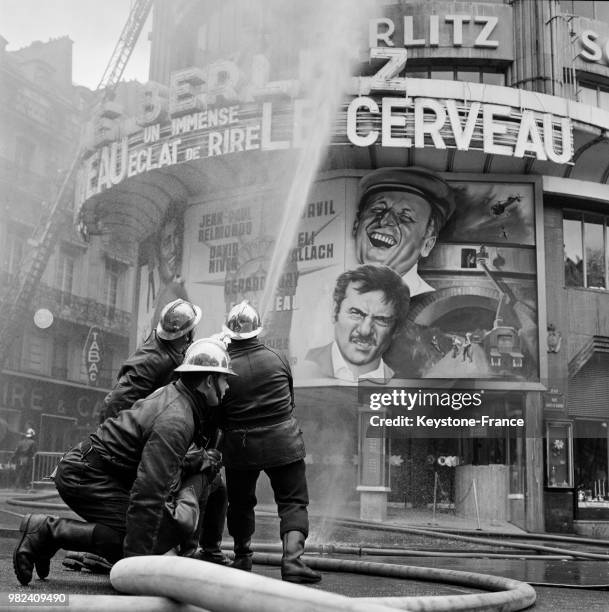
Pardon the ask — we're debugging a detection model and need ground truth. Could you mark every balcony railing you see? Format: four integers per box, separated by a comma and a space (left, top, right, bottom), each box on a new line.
38, 285, 132, 336
0, 272, 131, 336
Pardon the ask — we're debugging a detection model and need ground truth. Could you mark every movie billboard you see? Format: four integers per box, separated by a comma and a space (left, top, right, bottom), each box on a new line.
137, 171, 542, 388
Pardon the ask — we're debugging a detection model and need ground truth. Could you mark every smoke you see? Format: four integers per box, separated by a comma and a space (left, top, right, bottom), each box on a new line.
259, 0, 375, 319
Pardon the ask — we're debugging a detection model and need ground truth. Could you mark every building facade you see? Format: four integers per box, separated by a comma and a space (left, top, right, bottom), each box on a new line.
75, 0, 609, 535
0, 36, 134, 461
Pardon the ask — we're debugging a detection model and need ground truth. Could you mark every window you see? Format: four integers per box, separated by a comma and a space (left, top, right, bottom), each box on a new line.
546, 421, 573, 488
22, 329, 50, 375
559, 1, 605, 20
409, 65, 506, 86
104, 258, 126, 317
52, 336, 68, 379
461, 248, 477, 269
3, 224, 28, 273
563, 210, 608, 289
56, 248, 76, 306
574, 420, 609, 519
578, 81, 609, 111
15, 137, 35, 173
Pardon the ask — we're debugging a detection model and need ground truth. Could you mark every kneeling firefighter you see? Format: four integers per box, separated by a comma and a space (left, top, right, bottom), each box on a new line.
221, 301, 321, 584
13, 338, 236, 586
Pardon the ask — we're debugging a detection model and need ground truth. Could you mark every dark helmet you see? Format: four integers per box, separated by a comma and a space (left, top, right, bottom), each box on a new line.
222, 300, 262, 340
156, 299, 202, 341
175, 338, 237, 376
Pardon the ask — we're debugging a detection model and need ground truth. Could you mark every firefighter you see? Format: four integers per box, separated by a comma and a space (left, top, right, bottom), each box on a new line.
65, 296, 228, 571
221, 301, 321, 584
101, 296, 229, 565
12, 428, 37, 490
13, 338, 236, 587
101, 298, 202, 420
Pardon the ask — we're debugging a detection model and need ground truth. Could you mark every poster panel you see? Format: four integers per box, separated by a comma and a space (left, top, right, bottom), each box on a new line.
136, 203, 189, 343
162, 170, 541, 387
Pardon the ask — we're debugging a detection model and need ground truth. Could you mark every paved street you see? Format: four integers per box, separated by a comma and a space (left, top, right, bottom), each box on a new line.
1, 489, 608, 611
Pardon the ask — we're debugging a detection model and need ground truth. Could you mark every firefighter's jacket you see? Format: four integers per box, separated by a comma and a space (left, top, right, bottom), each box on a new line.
13, 438, 36, 466
89, 379, 213, 556
222, 337, 305, 470
103, 331, 182, 419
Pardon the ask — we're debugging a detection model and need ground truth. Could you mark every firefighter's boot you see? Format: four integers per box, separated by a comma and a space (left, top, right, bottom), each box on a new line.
13, 514, 97, 585
281, 530, 321, 584
230, 538, 253, 571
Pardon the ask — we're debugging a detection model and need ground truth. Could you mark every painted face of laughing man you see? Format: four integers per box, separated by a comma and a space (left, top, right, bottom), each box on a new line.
354, 189, 437, 278
352, 168, 456, 290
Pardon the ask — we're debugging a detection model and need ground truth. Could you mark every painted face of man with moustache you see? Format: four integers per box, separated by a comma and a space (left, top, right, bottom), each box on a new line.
334, 280, 396, 374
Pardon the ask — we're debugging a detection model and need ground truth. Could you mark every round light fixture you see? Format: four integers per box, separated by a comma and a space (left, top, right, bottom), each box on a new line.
34, 308, 54, 329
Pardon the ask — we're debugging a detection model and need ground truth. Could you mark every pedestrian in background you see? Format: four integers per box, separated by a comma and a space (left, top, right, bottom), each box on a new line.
12, 428, 36, 490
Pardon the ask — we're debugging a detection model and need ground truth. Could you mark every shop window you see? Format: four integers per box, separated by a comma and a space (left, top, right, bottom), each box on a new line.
574, 420, 609, 519
563, 210, 609, 289
38, 414, 77, 453
546, 421, 573, 488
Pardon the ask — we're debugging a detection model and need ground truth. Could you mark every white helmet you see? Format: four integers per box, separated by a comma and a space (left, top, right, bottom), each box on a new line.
222, 301, 262, 340
157, 299, 202, 341
175, 338, 237, 376
25, 428, 36, 438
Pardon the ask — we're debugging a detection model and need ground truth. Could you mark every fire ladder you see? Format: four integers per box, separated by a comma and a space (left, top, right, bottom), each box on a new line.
0, 0, 153, 366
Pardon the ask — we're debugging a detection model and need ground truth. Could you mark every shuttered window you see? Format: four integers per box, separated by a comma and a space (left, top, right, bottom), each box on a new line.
568, 353, 609, 418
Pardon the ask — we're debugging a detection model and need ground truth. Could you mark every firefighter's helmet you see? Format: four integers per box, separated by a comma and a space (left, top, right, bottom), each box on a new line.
222, 301, 262, 340
175, 338, 237, 376
156, 299, 202, 341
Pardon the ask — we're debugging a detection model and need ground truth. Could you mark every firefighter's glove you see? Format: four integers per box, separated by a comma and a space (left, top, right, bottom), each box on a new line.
201, 448, 222, 482
183, 447, 206, 476
62, 552, 113, 574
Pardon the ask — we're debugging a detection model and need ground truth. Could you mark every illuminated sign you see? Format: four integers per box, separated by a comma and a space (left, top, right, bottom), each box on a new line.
0, 372, 105, 426
77, 44, 573, 207
346, 96, 572, 163
83, 326, 103, 386
370, 14, 500, 48
579, 29, 609, 67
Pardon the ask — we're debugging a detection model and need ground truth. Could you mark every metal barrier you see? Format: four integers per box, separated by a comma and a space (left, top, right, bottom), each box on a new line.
0, 450, 16, 488
31, 452, 63, 485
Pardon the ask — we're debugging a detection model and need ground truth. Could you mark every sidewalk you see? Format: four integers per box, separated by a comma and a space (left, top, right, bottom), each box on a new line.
0, 489, 527, 538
